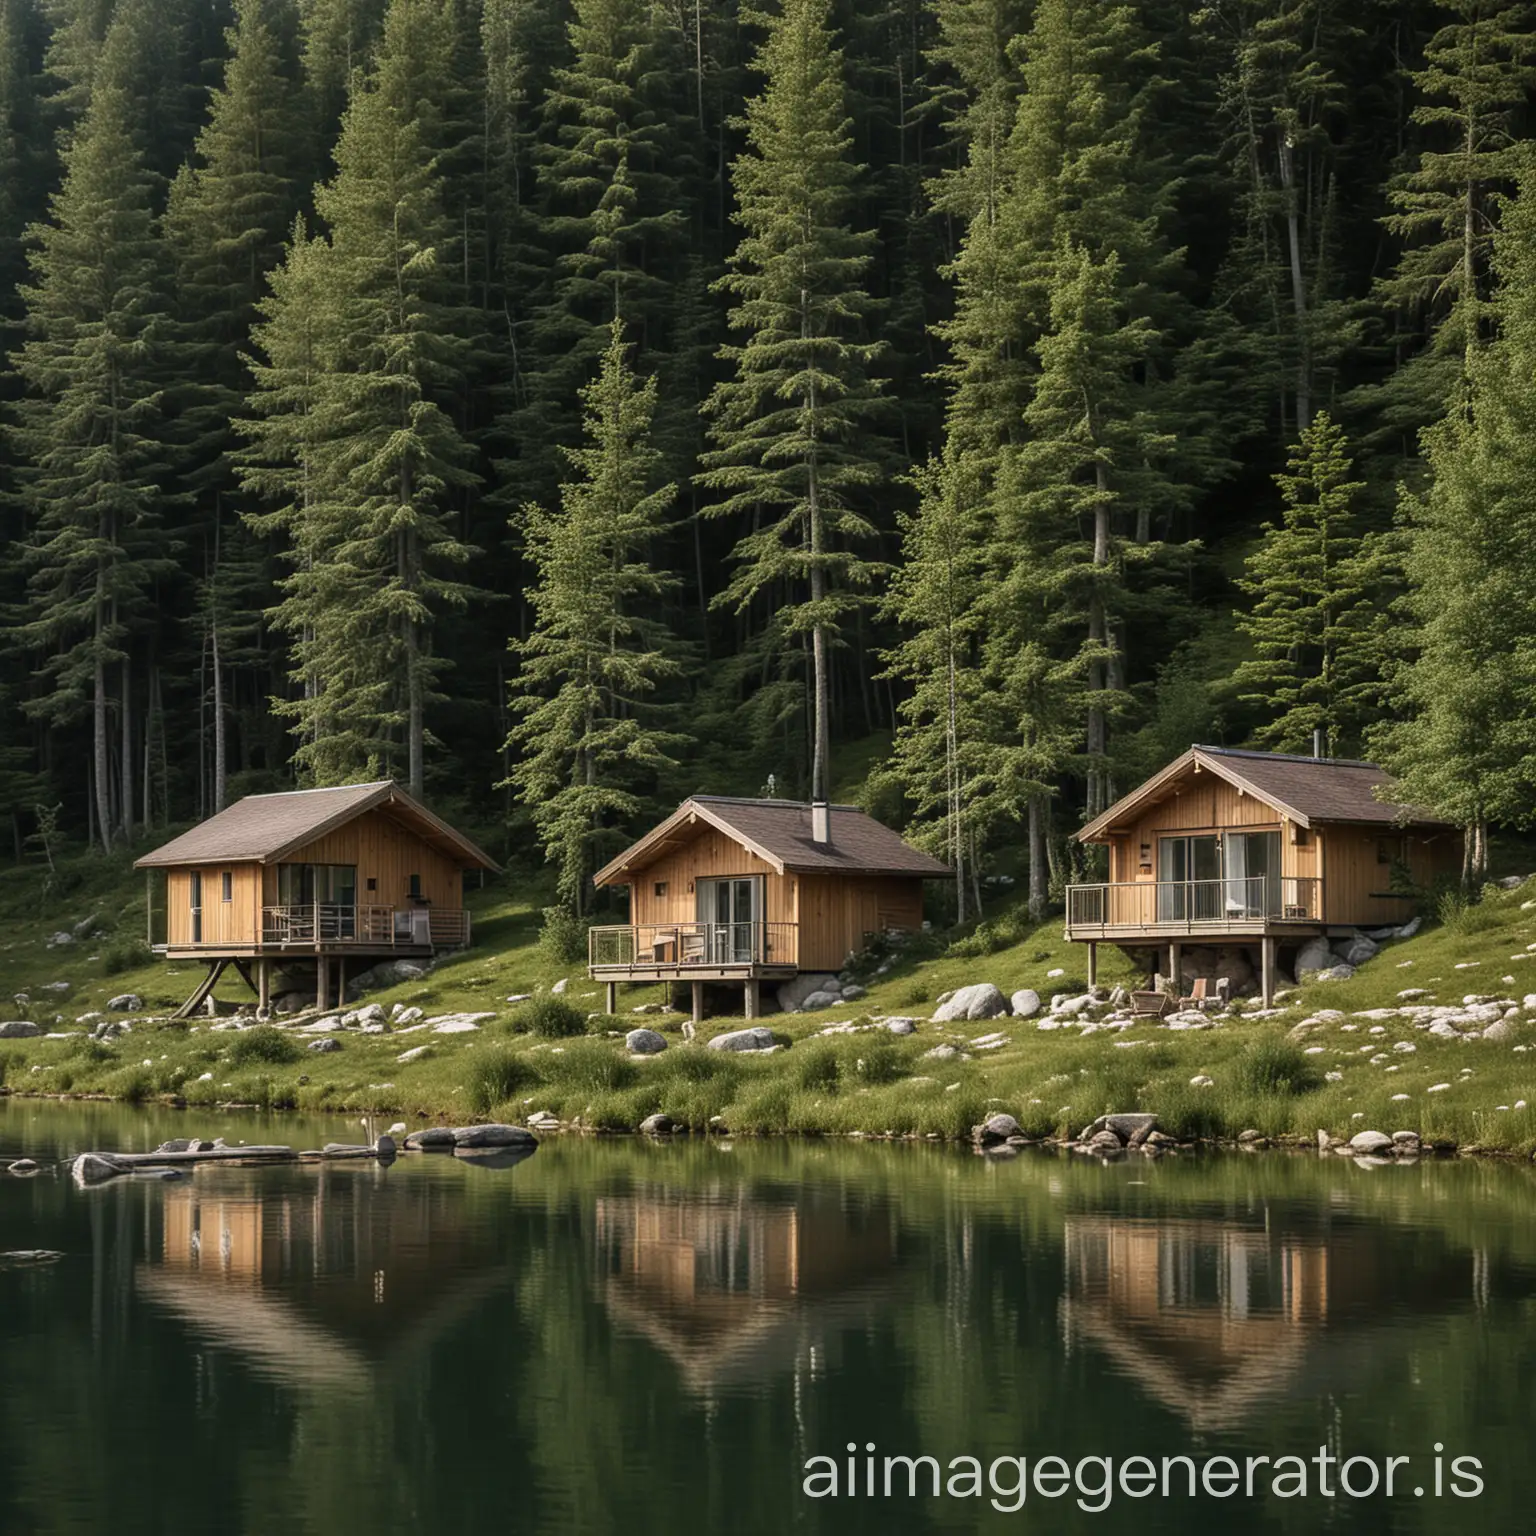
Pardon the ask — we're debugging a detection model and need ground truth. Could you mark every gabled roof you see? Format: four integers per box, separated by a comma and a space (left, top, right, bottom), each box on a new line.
1077, 746, 1454, 843
134, 782, 500, 871
592, 797, 953, 886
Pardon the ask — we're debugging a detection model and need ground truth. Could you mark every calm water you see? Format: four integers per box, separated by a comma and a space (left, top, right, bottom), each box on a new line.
2, 1103, 1534, 1535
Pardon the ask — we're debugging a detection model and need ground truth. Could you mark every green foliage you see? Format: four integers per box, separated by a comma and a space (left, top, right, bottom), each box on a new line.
515, 995, 588, 1038
1231, 1035, 1323, 1097
1437, 886, 1502, 937
226, 1025, 302, 1067
536, 906, 592, 964
100, 939, 152, 976
467, 1046, 541, 1114
539, 1038, 638, 1094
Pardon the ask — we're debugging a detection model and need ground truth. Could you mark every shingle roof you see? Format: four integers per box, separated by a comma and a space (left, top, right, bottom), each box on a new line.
593, 797, 954, 885
1078, 746, 1454, 842
133, 782, 500, 870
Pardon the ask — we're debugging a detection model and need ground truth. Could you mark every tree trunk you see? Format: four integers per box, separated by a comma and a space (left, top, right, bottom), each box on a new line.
1028, 792, 1048, 923
93, 582, 113, 853
119, 652, 133, 844
1277, 132, 1311, 427
1086, 463, 1112, 819
803, 288, 830, 805
211, 609, 227, 813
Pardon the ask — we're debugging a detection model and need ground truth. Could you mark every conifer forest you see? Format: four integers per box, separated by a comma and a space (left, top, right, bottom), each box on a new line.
2, 0, 1536, 924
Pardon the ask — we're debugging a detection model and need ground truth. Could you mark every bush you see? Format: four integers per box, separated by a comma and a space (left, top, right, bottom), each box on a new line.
0, 1049, 14, 1088
109, 1065, 155, 1103
1438, 886, 1502, 937
1232, 1036, 1323, 1097
793, 1042, 843, 1092
947, 903, 1033, 958
538, 906, 592, 965
100, 939, 152, 976
226, 1026, 302, 1067
515, 996, 587, 1039
648, 1046, 743, 1088
1149, 1083, 1226, 1141
467, 1048, 542, 1115
540, 1039, 638, 1094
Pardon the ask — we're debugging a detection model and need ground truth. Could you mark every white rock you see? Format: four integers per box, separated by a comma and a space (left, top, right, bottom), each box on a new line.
1046, 968, 1065, 979
1427, 1083, 1451, 1093
1189, 1074, 1214, 1087
706, 1026, 776, 1053
551, 978, 568, 995
396, 1046, 431, 1064
1011, 989, 1042, 1019
1349, 1130, 1393, 1154
625, 1028, 667, 1055
931, 983, 1009, 1023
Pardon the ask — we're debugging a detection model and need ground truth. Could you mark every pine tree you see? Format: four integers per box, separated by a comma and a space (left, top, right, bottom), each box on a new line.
1232, 410, 1387, 754
700, 0, 885, 804
298, 0, 388, 150
507, 319, 684, 917
7, 0, 173, 850
241, 0, 480, 795
1375, 159, 1536, 884
1374, 1, 1536, 447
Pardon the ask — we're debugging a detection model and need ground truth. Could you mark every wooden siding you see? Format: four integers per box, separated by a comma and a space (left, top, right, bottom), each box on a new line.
166, 864, 262, 947
796, 873, 922, 973
1318, 826, 1461, 925
278, 809, 462, 910
626, 827, 788, 925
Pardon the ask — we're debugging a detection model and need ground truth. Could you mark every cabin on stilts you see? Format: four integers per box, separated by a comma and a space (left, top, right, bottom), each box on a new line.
134, 782, 499, 1018
1062, 746, 1462, 1005
587, 796, 953, 1025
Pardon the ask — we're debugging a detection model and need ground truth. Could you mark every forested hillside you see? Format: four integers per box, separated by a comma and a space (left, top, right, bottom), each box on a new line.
2, 0, 1535, 928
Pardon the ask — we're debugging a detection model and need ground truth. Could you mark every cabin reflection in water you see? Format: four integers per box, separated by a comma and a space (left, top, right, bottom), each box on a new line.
1061, 1216, 1474, 1430
137, 1170, 510, 1391
594, 1191, 897, 1395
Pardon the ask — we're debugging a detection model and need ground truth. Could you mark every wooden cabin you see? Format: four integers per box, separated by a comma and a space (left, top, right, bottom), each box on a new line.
1063, 746, 1462, 1002
134, 781, 498, 1016
588, 796, 952, 1019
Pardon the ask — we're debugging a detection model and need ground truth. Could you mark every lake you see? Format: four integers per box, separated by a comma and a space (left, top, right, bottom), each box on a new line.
2, 1101, 1532, 1535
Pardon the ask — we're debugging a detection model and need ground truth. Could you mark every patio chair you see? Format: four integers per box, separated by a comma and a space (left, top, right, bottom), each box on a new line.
1130, 990, 1174, 1019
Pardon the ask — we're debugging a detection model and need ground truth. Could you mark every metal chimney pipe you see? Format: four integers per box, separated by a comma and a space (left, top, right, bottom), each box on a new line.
1312, 728, 1324, 760
811, 801, 830, 845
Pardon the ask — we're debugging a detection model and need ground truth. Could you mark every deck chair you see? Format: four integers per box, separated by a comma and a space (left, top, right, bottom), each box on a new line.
1131, 990, 1174, 1019
1177, 976, 1210, 1011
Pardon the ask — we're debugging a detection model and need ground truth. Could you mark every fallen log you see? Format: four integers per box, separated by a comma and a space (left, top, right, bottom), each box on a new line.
71, 1146, 298, 1184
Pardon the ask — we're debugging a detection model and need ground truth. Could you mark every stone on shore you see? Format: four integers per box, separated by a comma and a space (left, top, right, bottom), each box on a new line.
403, 1127, 457, 1150
972, 1113, 1020, 1145
639, 1113, 676, 1135
1295, 936, 1334, 975
452, 1123, 537, 1149
1349, 1130, 1393, 1154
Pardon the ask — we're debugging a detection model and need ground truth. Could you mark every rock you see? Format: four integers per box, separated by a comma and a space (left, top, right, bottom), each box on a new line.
429, 1013, 493, 1034
1398, 988, 1431, 1001
1144, 1130, 1177, 1148
404, 1127, 457, 1150
1237, 1129, 1265, 1144
374, 1135, 396, 1157
840, 983, 867, 1002
625, 1028, 668, 1055
972, 1113, 1020, 1145
0, 1021, 41, 1039
931, 983, 1009, 1022
321, 1143, 375, 1158
1086, 1130, 1124, 1153
1349, 1130, 1393, 1154
798, 990, 841, 1010
352, 1003, 386, 1027
45, 931, 74, 948
776, 974, 841, 1012
1103, 1112, 1158, 1141
1482, 1019, 1514, 1042
452, 1123, 537, 1149
1392, 1130, 1421, 1149
105, 993, 144, 1012
396, 1045, 432, 1063
396, 1007, 424, 1026
882, 1017, 917, 1035
1046, 968, 1065, 979
1313, 964, 1356, 982
922, 1043, 963, 1061
526, 1111, 562, 1130
1052, 994, 1094, 1018
1109, 986, 1131, 1009
1189, 1074, 1214, 1087
1334, 934, 1381, 967
154, 1139, 195, 1154
1315, 1130, 1332, 1149
1397, 917, 1422, 939
550, 978, 569, 995
1295, 936, 1335, 975
706, 1026, 776, 1052
71, 1153, 132, 1186
7, 1159, 41, 1176
307, 1037, 342, 1053
638, 1112, 675, 1135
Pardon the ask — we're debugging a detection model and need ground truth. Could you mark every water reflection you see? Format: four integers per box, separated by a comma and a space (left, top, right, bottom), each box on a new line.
1062, 1214, 1478, 1431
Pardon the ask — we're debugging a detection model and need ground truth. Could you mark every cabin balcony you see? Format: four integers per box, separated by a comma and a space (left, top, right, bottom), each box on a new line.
157, 904, 472, 958
1063, 877, 1326, 942
587, 921, 799, 982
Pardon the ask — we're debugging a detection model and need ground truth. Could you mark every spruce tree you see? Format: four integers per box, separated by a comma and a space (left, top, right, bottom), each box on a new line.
298, 0, 388, 150
1375, 159, 1536, 884
1375, 1, 1536, 446
507, 319, 684, 918
8, 0, 173, 849
1232, 410, 1387, 754
700, 0, 884, 805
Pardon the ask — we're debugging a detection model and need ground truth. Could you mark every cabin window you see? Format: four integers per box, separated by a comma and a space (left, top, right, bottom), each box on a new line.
221, 871, 232, 902
408, 873, 422, 899
366, 877, 377, 891
189, 871, 202, 944
1377, 836, 1406, 865
654, 881, 668, 897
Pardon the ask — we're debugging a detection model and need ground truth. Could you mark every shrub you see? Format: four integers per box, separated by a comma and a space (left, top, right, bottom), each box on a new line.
226, 1026, 302, 1067
946, 903, 1033, 958
540, 1039, 638, 1094
109, 1065, 155, 1103
647, 1047, 743, 1088
101, 939, 152, 976
538, 906, 592, 964
62, 1035, 113, 1064
1438, 886, 1502, 937
515, 996, 587, 1039
852, 1036, 909, 1085
896, 982, 927, 1009
1232, 1036, 1322, 1097
793, 1043, 843, 1092
0, 1049, 14, 1088
467, 1048, 542, 1114
1149, 1083, 1226, 1141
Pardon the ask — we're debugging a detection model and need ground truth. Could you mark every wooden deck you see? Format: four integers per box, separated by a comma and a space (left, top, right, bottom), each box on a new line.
156, 904, 470, 960
587, 921, 798, 984
1063, 877, 1328, 943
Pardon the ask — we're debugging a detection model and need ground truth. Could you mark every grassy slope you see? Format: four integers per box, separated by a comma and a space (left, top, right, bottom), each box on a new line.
3, 847, 1536, 1152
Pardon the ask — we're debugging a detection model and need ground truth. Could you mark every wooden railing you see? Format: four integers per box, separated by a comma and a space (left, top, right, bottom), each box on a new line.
588, 921, 798, 970
257, 905, 470, 949
1065, 877, 1324, 934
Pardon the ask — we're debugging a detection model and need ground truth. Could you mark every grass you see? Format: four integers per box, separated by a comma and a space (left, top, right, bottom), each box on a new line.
4, 836, 1536, 1152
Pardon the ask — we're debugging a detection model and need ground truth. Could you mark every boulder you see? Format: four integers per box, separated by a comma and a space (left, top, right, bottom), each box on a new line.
395, 1007, 424, 1026
307, 1035, 342, 1053
452, 1123, 537, 1149
882, 1017, 917, 1035
776, 974, 841, 1013
1295, 936, 1335, 975
106, 994, 144, 1012
45, 931, 74, 948
1313, 964, 1356, 982
1349, 1130, 1394, 1155
7, 1159, 41, 1177
71, 1152, 132, 1185
706, 1026, 776, 1053
840, 983, 867, 1002
1051, 994, 1094, 1018
154, 1139, 195, 1154
625, 1028, 668, 1055
972, 1113, 1020, 1145
1237, 1129, 1265, 1145
639, 1113, 676, 1135
798, 990, 842, 1011
1104, 1112, 1158, 1141
1392, 1130, 1422, 1149
429, 1013, 492, 1034
1086, 1130, 1125, 1153
374, 1134, 396, 1157
0, 1021, 41, 1039
352, 1003, 387, 1027
1334, 933, 1381, 967
404, 1127, 457, 1150
1481, 1019, 1514, 1042
396, 1045, 432, 1063
931, 983, 1009, 1022
922, 1043, 963, 1061
550, 978, 569, 995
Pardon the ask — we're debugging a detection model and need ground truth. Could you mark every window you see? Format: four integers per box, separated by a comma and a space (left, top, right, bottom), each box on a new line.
408, 873, 422, 899
221, 871, 232, 902
366, 877, 377, 891
654, 881, 668, 897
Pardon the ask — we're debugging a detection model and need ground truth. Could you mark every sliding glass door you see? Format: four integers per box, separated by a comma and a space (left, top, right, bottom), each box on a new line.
1157, 836, 1221, 921
697, 877, 761, 963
